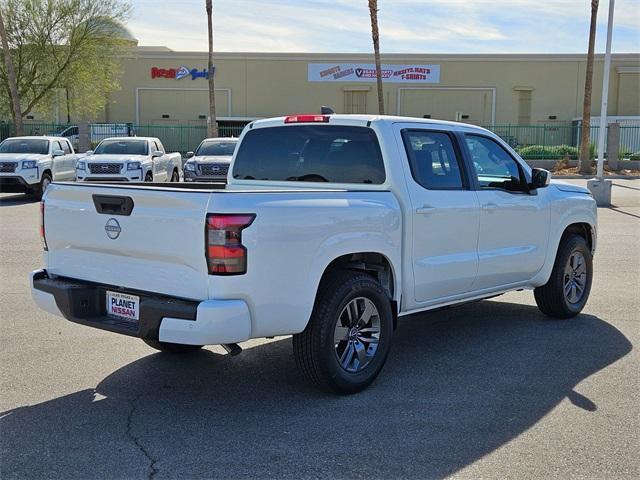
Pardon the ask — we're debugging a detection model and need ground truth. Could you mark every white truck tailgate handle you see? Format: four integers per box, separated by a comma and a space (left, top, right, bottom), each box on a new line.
416, 205, 436, 215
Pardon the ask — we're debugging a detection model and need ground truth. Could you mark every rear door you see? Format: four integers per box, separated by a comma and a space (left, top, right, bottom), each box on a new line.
43, 184, 213, 300
462, 133, 549, 288
60, 139, 75, 179
50, 140, 66, 180
153, 139, 169, 181
395, 125, 480, 303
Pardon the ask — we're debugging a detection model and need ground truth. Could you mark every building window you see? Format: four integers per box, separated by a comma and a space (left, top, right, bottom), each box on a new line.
344, 90, 368, 114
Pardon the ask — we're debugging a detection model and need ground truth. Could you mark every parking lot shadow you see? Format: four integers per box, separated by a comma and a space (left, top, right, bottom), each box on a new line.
0, 193, 37, 206
0, 301, 632, 479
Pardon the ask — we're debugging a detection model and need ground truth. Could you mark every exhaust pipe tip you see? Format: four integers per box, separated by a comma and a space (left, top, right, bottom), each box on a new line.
221, 343, 242, 356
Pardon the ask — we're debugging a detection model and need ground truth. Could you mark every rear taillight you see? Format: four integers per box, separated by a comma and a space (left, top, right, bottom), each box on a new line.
284, 114, 330, 124
40, 200, 48, 251
205, 214, 255, 275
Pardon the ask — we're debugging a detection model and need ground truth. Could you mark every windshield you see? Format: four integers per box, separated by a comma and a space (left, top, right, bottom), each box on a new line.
195, 140, 237, 156
94, 139, 148, 155
233, 125, 385, 184
0, 139, 49, 155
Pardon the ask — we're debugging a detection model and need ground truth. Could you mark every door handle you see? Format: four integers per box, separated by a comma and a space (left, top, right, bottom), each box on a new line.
483, 202, 499, 211
416, 205, 437, 215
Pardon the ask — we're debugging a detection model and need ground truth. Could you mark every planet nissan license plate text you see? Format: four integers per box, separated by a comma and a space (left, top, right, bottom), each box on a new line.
106, 291, 140, 321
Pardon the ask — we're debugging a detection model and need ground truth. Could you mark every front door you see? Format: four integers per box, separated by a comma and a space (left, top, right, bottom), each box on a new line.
397, 126, 480, 304
463, 133, 550, 289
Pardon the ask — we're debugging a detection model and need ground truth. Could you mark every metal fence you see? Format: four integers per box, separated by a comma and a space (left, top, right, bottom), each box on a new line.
0, 121, 246, 153
482, 124, 640, 160
1, 121, 639, 159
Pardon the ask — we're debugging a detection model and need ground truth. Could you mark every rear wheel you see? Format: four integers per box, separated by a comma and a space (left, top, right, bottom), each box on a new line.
534, 234, 593, 318
293, 270, 394, 394
143, 339, 203, 353
170, 169, 179, 182
144, 172, 153, 182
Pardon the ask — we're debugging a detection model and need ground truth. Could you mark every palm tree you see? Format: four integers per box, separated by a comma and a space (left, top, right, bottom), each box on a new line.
0, 10, 23, 135
368, 0, 384, 114
579, 0, 599, 174
206, 0, 218, 137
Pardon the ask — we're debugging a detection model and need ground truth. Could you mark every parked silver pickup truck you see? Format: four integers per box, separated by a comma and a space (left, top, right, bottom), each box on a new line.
183, 137, 238, 182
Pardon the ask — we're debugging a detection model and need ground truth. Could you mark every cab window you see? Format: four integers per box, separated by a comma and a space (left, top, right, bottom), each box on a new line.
61, 140, 72, 154
465, 134, 525, 192
402, 130, 465, 190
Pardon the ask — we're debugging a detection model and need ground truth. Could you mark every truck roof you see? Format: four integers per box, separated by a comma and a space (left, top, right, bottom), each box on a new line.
99, 137, 156, 142
2, 136, 69, 142
250, 114, 492, 135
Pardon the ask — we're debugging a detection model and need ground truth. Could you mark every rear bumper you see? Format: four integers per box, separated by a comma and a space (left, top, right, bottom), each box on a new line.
30, 270, 251, 345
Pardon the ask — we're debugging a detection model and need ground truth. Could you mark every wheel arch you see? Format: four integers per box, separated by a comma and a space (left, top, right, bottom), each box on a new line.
531, 216, 596, 287
315, 251, 399, 329
562, 222, 594, 254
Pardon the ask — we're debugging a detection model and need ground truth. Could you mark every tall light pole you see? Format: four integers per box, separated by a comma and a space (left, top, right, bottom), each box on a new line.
587, 0, 615, 206
596, 0, 615, 179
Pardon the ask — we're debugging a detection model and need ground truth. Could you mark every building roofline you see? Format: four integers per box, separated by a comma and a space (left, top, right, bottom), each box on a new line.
130, 49, 640, 62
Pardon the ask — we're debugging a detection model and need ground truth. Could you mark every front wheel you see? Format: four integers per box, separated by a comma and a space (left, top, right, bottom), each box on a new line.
143, 339, 203, 353
534, 234, 593, 318
32, 173, 52, 200
293, 270, 394, 394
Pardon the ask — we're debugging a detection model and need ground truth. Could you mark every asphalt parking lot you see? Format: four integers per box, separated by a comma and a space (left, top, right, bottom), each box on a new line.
0, 179, 638, 479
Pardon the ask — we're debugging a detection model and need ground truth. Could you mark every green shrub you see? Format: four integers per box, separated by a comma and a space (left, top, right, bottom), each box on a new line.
517, 144, 579, 159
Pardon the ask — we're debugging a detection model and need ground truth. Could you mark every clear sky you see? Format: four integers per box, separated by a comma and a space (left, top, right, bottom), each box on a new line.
127, 0, 639, 53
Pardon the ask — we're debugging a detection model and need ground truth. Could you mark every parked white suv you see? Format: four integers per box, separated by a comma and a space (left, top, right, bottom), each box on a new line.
0, 136, 77, 199
32, 114, 597, 393
183, 137, 238, 182
76, 137, 182, 182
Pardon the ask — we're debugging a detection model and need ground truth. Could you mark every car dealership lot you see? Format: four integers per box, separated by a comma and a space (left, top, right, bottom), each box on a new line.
1, 180, 638, 479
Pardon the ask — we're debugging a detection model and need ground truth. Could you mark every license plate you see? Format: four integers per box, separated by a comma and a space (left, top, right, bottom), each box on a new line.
106, 291, 139, 321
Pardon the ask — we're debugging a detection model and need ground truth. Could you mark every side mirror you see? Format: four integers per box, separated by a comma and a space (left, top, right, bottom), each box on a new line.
85, 150, 94, 156
151, 150, 163, 158
52, 149, 64, 157
186, 151, 194, 159
530, 168, 551, 189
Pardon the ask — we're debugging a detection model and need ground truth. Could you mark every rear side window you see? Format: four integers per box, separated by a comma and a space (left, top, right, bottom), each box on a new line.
402, 130, 465, 190
233, 125, 385, 184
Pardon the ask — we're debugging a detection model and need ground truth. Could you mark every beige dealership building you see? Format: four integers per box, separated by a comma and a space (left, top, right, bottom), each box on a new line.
86, 48, 640, 127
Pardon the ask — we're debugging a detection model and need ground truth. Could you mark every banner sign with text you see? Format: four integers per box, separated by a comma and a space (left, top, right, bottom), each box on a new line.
308, 63, 440, 83
150, 66, 214, 80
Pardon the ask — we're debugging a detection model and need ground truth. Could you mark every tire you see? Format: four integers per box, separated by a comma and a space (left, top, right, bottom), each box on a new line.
143, 339, 203, 353
293, 270, 394, 394
32, 172, 52, 200
170, 169, 179, 182
534, 234, 593, 318
144, 172, 153, 182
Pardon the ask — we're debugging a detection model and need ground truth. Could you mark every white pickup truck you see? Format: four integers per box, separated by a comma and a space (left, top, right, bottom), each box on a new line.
0, 136, 77, 199
31, 114, 597, 393
76, 137, 182, 182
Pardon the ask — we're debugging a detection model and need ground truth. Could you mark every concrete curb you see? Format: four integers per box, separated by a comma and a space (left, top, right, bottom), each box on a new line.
553, 175, 640, 179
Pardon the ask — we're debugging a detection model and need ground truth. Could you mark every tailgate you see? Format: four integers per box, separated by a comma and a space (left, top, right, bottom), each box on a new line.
43, 184, 212, 300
